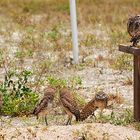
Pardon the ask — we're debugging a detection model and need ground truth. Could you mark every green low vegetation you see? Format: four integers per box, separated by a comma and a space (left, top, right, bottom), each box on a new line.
96, 108, 134, 126
0, 70, 38, 116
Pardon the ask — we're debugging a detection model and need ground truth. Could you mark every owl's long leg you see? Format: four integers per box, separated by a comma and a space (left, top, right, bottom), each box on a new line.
45, 115, 48, 126
66, 114, 72, 125
91, 112, 96, 119
36, 115, 39, 120
66, 118, 70, 125
99, 108, 104, 118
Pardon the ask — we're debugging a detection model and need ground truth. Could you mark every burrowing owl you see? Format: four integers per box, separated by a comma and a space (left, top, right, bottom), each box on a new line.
80, 91, 108, 121
33, 87, 56, 125
80, 98, 97, 121
127, 15, 140, 47
60, 88, 80, 125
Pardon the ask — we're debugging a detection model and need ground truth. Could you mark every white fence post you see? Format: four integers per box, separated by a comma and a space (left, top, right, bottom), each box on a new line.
69, 0, 79, 64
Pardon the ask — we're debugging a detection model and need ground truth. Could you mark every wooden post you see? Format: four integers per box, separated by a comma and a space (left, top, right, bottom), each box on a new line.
119, 44, 140, 121
134, 56, 140, 120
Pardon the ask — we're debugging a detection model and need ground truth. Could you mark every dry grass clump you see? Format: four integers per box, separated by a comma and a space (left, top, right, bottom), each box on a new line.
108, 93, 124, 106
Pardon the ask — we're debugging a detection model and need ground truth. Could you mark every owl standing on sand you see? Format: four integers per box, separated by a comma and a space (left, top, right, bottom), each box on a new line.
127, 15, 140, 47
33, 87, 56, 125
60, 88, 80, 125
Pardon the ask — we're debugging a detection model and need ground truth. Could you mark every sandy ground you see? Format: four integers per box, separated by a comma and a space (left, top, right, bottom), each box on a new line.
0, 122, 140, 140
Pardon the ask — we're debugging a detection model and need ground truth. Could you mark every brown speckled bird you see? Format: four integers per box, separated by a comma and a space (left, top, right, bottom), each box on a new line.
80, 98, 97, 121
127, 15, 140, 47
33, 87, 56, 125
94, 91, 108, 115
60, 88, 80, 125
80, 91, 108, 121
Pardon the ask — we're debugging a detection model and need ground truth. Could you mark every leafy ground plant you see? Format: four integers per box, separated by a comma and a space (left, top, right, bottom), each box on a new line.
0, 70, 39, 116
96, 108, 134, 126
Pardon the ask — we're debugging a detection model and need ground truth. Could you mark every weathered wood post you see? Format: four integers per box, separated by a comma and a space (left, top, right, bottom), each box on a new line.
119, 44, 140, 121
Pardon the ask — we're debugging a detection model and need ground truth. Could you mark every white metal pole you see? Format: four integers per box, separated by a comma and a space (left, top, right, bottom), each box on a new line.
69, 0, 79, 64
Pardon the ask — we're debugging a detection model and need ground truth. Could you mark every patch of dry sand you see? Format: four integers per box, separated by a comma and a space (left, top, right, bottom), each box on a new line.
0, 123, 140, 140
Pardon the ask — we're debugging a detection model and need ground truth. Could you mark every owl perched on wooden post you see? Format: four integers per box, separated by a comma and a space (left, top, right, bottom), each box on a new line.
127, 15, 140, 47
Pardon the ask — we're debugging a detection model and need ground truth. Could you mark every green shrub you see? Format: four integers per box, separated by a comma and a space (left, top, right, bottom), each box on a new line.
47, 76, 67, 89
0, 70, 39, 116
